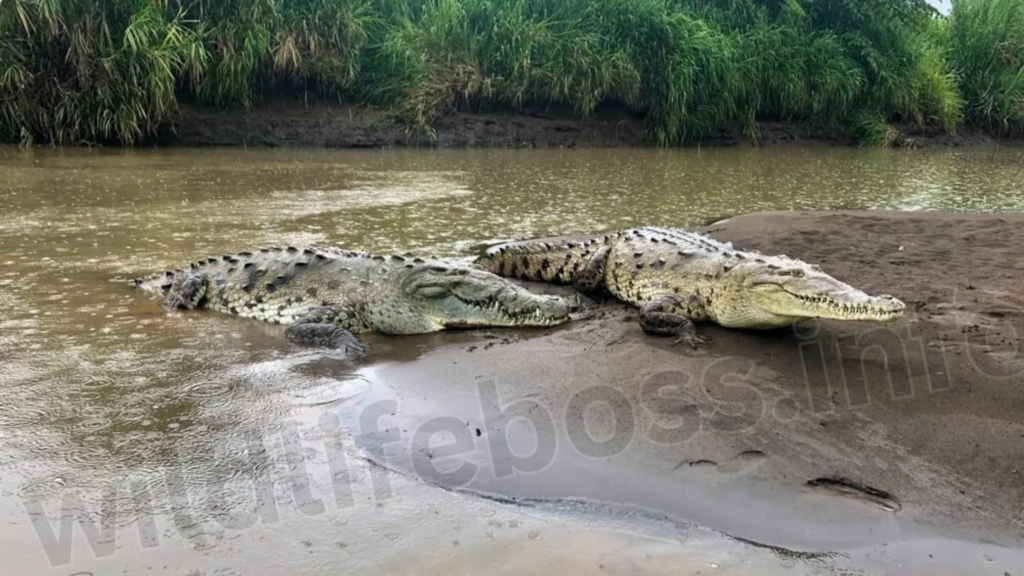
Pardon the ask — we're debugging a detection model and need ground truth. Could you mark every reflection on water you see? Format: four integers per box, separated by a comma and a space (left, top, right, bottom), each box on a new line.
1, 145, 1023, 572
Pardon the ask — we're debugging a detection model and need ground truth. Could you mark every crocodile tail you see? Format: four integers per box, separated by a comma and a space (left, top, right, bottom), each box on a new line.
476, 236, 611, 284
130, 270, 178, 295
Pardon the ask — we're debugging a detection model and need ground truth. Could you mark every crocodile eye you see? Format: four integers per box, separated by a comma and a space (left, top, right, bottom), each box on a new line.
415, 285, 449, 299
781, 269, 805, 277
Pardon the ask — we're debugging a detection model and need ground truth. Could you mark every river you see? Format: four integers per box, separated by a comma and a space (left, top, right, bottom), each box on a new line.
1, 146, 1022, 575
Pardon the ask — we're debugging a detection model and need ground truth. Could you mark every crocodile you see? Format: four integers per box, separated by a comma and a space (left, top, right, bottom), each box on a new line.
132, 245, 572, 357
475, 226, 905, 348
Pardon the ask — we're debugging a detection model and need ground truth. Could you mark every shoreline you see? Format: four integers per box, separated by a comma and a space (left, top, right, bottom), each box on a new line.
156, 102, 1019, 149
333, 209, 1024, 553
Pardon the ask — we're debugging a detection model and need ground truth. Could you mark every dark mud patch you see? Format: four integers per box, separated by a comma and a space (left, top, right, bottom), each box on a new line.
730, 536, 833, 561
806, 477, 902, 512
160, 101, 653, 149
158, 100, 1023, 149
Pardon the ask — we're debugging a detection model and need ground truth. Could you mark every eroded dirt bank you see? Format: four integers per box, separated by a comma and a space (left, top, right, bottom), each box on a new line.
159, 102, 1009, 148
332, 210, 1024, 571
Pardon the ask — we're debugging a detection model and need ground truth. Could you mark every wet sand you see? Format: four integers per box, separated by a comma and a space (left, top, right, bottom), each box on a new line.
10, 449, 974, 576
334, 210, 1024, 572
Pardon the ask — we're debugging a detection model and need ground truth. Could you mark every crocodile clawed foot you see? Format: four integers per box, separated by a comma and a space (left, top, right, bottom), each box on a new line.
285, 318, 370, 358
286, 308, 370, 357
568, 311, 595, 323
673, 333, 710, 349
332, 335, 371, 357
639, 297, 708, 350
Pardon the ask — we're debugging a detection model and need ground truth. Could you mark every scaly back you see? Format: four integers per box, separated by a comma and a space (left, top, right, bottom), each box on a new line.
132, 246, 431, 325
477, 232, 621, 283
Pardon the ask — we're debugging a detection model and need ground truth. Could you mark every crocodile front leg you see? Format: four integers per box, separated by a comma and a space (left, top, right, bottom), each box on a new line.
284, 307, 371, 357
572, 245, 610, 293
639, 293, 710, 349
163, 273, 209, 309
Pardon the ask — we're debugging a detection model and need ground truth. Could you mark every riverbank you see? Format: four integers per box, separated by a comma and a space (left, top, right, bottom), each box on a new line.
6, 0, 1023, 147
158, 102, 1012, 149
337, 210, 1024, 561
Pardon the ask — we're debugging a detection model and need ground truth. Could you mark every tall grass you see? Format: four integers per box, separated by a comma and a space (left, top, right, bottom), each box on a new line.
0, 0, 1016, 145
948, 0, 1024, 135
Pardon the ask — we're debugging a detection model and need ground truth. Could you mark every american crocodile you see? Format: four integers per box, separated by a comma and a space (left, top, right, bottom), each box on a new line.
133, 246, 572, 356
475, 227, 905, 348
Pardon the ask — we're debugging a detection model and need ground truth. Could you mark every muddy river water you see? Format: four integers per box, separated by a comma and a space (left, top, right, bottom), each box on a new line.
2, 146, 1024, 575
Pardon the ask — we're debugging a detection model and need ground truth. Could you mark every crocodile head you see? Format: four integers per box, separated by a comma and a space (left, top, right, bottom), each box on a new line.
389, 262, 572, 331
711, 257, 905, 329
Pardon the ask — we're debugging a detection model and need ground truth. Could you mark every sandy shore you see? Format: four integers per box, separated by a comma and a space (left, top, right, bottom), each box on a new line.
328, 210, 1024, 569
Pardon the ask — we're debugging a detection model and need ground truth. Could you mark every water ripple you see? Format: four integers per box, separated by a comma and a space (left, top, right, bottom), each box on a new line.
0, 406, 55, 429
181, 379, 237, 400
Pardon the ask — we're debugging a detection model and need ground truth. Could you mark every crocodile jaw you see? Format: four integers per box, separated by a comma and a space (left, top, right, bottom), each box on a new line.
771, 288, 906, 322
398, 262, 572, 330
730, 285, 906, 329
714, 260, 906, 329
432, 292, 572, 328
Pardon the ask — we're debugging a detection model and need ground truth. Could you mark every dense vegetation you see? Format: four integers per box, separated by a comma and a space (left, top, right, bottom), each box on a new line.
1, 0, 1022, 146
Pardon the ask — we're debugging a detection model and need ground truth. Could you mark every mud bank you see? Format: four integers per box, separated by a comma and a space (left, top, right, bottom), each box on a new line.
7, 210, 1023, 576
323, 211, 1024, 572
158, 102, 1010, 148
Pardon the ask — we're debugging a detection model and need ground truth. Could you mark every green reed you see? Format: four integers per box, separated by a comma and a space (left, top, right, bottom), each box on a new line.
948, 0, 1024, 135
0, 0, 1012, 145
